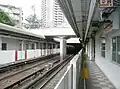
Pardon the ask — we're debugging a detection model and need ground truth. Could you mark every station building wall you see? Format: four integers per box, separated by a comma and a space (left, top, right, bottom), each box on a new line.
2, 37, 20, 50
86, 8, 120, 88
0, 36, 60, 64
1, 37, 41, 51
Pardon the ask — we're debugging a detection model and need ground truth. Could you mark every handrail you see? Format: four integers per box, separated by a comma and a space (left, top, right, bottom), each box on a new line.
54, 50, 82, 89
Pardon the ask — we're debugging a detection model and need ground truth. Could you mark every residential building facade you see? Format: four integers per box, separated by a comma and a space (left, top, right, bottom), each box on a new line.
41, 0, 69, 28
0, 4, 23, 28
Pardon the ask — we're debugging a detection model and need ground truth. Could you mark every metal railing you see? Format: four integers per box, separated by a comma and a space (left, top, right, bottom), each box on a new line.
54, 50, 82, 89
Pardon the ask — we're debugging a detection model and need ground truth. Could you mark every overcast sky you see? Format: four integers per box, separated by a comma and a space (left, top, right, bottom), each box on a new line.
0, 0, 41, 18
0, 0, 77, 41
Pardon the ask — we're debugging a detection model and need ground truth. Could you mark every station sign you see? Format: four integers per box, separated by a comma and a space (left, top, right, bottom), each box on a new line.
99, 0, 113, 8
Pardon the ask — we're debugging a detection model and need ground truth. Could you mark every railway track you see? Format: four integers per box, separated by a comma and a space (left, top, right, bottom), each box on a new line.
0, 54, 59, 74
0, 54, 73, 89
16, 55, 73, 89
0, 55, 61, 89
0, 55, 60, 81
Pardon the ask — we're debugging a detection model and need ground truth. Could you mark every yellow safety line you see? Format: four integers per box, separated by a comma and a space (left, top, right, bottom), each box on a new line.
81, 54, 88, 79
82, 68, 88, 79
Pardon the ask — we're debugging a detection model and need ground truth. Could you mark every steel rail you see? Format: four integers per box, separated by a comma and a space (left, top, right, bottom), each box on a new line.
0, 53, 59, 73
21, 55, 74, 89
38, 55, 74, 89
3, 59, 60, 89
0, 56, 60, 81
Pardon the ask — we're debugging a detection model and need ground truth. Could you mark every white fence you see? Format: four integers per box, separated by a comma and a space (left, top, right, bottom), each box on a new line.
0, 50, 15, 64
0, 49, 60, 64
18, 51, 25, 60
54, 50, 82, 89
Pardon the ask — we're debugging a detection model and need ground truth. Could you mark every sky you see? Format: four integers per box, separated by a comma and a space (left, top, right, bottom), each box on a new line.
0, 0, 78, 43
0, 0, 42, 18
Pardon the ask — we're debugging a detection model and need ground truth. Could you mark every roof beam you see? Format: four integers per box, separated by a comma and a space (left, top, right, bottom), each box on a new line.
57, 0, 81, 37
84, 0, 97, 41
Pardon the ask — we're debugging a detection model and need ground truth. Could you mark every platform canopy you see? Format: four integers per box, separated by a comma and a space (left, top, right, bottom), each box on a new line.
57, 0, 92, 40
57, 0, 117, 42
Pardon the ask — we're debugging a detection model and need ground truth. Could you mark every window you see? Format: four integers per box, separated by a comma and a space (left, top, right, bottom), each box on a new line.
53, 44, 55, 48
31, 44, 34, 49
101, 38, 105, 58
112, 36, 120, 64
19, 44, 21, 50
36, 43, 39, 49
26, 44, 29, 50
112, 37, 116, 62
2, 43, 7, 50
117, 37, 120, 63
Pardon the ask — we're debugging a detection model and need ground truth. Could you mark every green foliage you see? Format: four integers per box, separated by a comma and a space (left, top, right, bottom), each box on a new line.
0, 10, 15, 26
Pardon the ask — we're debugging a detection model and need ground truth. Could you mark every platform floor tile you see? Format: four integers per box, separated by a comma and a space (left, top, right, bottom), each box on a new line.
86, 61, 116, 89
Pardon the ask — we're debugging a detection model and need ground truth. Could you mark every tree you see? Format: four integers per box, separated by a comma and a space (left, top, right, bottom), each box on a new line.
0, 10, 15, 26
25, 14, 42, 29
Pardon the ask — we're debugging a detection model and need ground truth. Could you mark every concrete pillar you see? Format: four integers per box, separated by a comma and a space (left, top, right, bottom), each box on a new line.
51, 43, 54, 54
95, 30, 102, 61
38, 42, 40, 49
46, 43, 48, 55
86, 44, 88, 54
21, 40, 24, 51
89, 38, 94, 60
90, 39, 92, 60
105, 37, 112, 61
88, 42, 90, 57
50, 44, 51, 54
34, 42, 36, 50
60, 38, 66, 61
40, 43, 42, 56
42, 43, 44, 55
55, 44, 58, 53
0, 37, 2, 50
41, 43, 43, 55
87, 44, 89, 55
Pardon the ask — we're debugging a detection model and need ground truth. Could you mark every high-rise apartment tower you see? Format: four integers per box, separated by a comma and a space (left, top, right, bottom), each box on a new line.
41, 0, 68, 28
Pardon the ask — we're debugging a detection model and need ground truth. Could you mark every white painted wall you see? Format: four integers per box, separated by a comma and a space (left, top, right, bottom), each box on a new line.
94, 26, 120, 89
1, 37, 46, 51
27, 49, 41, 59
2, 37, 20, 50
0, 37, 2, 50
0, 49, 60, 64
0, 50, 15, 64
96, 56, 120, 89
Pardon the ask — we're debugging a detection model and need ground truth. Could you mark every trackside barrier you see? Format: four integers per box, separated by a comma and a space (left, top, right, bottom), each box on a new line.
27, 49, 41, 59
18, 51, 25, 60
0, 49, 60, 64
0, 50, 15, 64
54, 50, 82, 89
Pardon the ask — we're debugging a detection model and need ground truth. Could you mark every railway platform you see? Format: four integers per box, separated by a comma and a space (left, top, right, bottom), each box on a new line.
86, 60, 116, 89
1, 0, 120, 88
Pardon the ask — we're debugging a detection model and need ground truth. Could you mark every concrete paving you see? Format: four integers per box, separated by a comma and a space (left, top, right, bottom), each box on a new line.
86, 61, 116, 89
